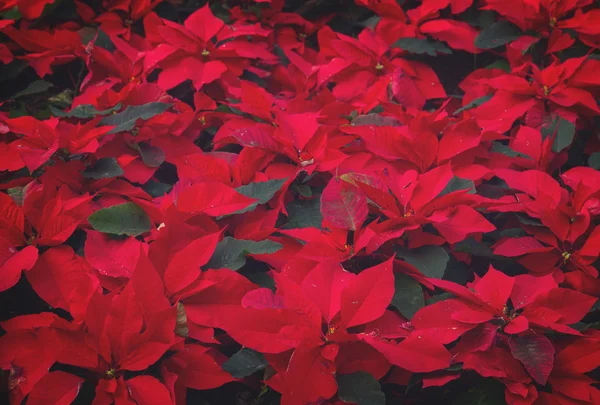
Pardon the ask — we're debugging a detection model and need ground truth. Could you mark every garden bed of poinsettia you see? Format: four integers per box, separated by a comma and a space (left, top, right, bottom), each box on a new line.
1, 0, 600, 404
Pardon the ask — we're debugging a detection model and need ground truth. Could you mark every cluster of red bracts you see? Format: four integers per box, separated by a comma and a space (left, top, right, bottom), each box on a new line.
1, 0, 600, 405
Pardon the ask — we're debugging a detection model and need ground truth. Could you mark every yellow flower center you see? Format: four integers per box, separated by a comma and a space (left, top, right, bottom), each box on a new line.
543, 85, 550, 96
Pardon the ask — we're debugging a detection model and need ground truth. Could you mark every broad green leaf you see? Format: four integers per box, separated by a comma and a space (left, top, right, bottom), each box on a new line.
453, 238, 495, 258
9, 103, 28, 118
426, 292, 454, 306
78, 27, 115, 51
475, 20, 522, 49
88, 202, 151, 236
454, 95, 492, 115
233, 178, 287, 214
51, 103, 122, 119
0, 60, 28, 83
296, 184, 312, 198
395, 246, 449, 279
12, 80, 53, 98
7, 187, 24, 206
443, 258, 472, 285
135, 142, 165, 168
351, 113, 401, 127
486, 60, 511, 72
142, 180, 172, 198
589, 152, 600, 169
99, 102, 172, 134
222, 348, 268, 378
1, 7, 21, 20
491, 142, 533, 159
283, 196, 323, 229
393, 37, 452, 56
391, 273, 424, 319
48, 89, 74, 109
541, 117, 576, 153
83, 157, 124, 179
207, 237, 283, 270
336, 372, 385, 405
243, 272, 276, 291
438, 176, 475, 197
516, 214, 544, 227
452, 378, 506, 405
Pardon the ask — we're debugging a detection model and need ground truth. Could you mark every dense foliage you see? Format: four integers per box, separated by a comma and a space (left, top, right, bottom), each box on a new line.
1, 0, 600, 404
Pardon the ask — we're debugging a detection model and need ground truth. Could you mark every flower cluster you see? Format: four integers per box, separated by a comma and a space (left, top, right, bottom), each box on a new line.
1, 0, 599, 404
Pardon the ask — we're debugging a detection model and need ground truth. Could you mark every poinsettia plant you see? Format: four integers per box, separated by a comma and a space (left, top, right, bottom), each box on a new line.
0, 0, 599, 404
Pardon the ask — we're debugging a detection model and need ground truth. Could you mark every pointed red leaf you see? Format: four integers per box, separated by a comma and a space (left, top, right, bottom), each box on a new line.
163, 232, 221, 296
126, 376, 174, 405
26, 246, 98, 320
360, 333, 451, 372
280, 345, 338, 405
0, 243, 38, 292
84, 230, 142, 278
26, 371, 84, 405
339, 257, 394, 328
176, 182, 257, 216
301, 261, 355, 323
184, 4, 224, 42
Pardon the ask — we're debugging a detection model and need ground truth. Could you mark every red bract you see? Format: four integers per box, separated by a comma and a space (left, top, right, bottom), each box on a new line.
1, 0, 600, 404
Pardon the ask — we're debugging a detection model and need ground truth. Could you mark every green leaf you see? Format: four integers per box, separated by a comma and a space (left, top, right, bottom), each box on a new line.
7, 187, 24, 206
351, 113, 401, 127
452, 378, 509, 405
283, 196, 323, 229
336, 372, 385, 405
83, 157, 124, 179
222, 348, 268, 378
589, 152, 600, 169
426, 292, 454, 306
475, 20, 522, 49
393, 37, 452, 56
88, 202, 151, 236
296, 184, 312, 198
142, 180, 172, 198
391, 273, 424, 320
454, 95, 492, 115
1, 7, 21, 20
438, 176, 475, 198
486, 60, 511, 72
12, 80, 53, 99
48, 89, 74, 109
0, 60, 28, 83
135, 142, 165, 168
541, 117, 576, 153
516, 214, 544, 227
491, 142, 533, 159
9, 103, 28, 118
207, 237, 283, 270
243, 272, 276, 291
99, 102, 172, 134
50, 103, 122, 119
453, 238, 495, 258
395, 246, 450, 279
233, 178, 287, 214
78, 27, 115, 52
